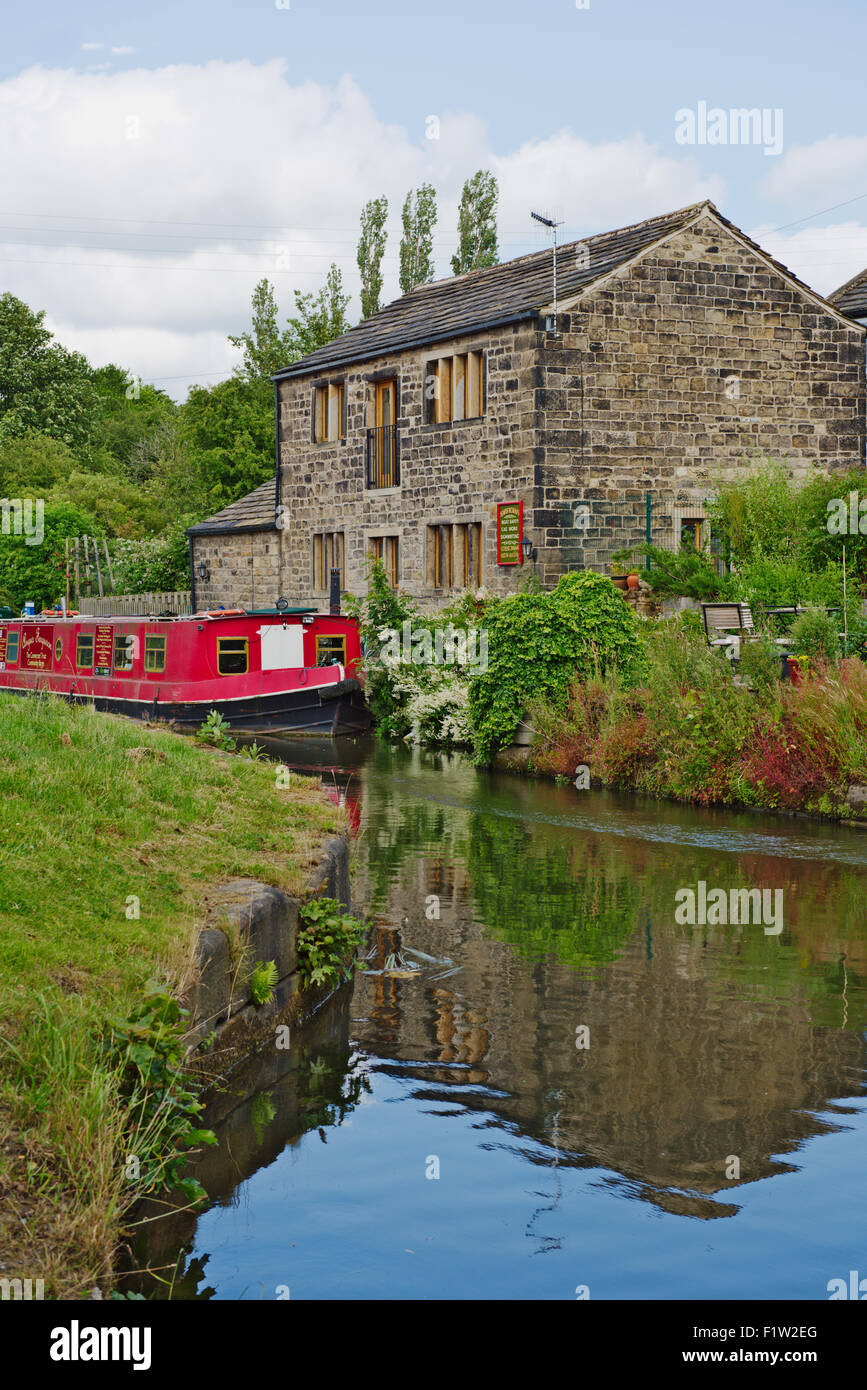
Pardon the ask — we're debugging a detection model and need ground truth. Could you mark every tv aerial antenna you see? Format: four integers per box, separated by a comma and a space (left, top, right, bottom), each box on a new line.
531, 210, 564, 335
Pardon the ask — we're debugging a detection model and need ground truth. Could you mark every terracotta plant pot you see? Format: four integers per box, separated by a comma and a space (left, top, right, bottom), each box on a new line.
626, 571, 640, 590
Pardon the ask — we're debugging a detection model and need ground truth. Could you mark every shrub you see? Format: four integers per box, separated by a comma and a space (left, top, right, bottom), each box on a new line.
789, 605, 840, 664
469, 571, 641, 764
296, 898, 366, 990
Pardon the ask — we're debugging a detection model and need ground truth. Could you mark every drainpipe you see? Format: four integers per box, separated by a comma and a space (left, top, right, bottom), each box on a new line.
189, 538, 197, 613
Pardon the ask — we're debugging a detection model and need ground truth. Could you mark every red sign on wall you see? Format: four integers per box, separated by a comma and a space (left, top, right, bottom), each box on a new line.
94, 625, 113, 675
21, 625, 54, 670
496, 501, 524, 565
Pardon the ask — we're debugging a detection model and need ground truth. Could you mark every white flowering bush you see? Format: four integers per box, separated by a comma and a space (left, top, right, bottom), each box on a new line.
390, 664, 473, 747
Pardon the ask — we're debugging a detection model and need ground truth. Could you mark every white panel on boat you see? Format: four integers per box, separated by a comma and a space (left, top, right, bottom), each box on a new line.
258, 624, 304, 671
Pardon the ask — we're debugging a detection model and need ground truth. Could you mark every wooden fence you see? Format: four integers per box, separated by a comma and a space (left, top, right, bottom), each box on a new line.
76, 591, 192, 617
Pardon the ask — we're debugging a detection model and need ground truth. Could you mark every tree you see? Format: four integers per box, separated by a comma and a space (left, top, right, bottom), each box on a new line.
357, 196, 389, 319
228, 279, 294, 381
0, 294, 99, 462
284, 264, 351, 360
399, 184, 437, 294
180, 376, 275, 511
90, 363, 177, 475
451, 170, 499, 275
0, 501, 102, 610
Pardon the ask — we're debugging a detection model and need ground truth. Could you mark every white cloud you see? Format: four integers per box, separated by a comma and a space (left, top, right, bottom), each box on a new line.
80, 42, 104, 52
763, 134, 867, 207
749, 220, 867, 300
0, 58, 730, 399
111, 47, 136, 56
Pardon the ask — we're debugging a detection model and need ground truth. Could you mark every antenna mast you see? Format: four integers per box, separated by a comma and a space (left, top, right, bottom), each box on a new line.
530, 210, 564, 334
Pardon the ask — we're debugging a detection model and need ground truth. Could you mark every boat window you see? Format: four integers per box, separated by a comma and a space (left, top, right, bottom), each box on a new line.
144, 635, 166, 673
76, 634, 94, 668
217, 637, 248, 675
6, 631, 19, 664
114, 634, 135, 671
315, 634, 347, 666
54, 638, 63, 663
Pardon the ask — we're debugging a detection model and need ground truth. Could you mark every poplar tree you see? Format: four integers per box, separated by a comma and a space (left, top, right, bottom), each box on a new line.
451, 170, 499, 275
357, 195, 389, 319
399, 184, 437, 294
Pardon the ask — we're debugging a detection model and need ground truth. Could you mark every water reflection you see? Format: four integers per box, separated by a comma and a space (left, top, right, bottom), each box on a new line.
143, 737, 867, 1299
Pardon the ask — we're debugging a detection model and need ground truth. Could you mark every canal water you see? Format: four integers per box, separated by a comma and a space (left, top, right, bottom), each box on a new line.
142, 739, 867, 1300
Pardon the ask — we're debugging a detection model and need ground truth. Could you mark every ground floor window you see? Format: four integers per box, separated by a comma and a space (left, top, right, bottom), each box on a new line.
427, 522, 482, 589
313, 531, 344, 591
370, 535, 399, 587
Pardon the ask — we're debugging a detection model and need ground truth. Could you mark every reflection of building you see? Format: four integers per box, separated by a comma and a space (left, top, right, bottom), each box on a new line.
351, 761, 867, 1217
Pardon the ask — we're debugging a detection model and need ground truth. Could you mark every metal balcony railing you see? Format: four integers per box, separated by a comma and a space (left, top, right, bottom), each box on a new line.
366, 425, 400, 488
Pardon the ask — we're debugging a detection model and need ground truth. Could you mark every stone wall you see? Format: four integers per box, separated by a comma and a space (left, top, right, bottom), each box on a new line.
532, 214, 865, 583
277, 321, 540, 612
190, 529, 279, 611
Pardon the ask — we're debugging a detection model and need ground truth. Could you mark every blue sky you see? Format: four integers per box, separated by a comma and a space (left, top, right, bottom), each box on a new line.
3, 0, 866, 395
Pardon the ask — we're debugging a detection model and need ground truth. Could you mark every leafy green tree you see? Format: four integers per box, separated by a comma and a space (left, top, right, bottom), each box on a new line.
90, 363, 177, 475
399, 184, 437, 294
228, 279, 295, 380
180, 376, 274, 511
0, 431, 79, 496
451, 170, 499, 275
284, 263, 351, 360
357, 196, 389, 319
0, 501, 101, 609
0, 294, 99, 461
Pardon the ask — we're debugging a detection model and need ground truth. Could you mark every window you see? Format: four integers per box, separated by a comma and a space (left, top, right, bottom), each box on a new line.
216, 637, 248, 675
6, 631, 18, 664
315, 634, 347, 666
426, 350, 484, 424
144, 635, 166, 673
313, 382, 345, 442
312, 532, 345, 591
114, 634, 135, 671
76, 633, 94, 668
427, 523, 482, 590
370, 536, 399, 587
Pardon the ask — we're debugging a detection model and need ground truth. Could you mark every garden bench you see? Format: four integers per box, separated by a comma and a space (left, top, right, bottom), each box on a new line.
701, 603, 754, 659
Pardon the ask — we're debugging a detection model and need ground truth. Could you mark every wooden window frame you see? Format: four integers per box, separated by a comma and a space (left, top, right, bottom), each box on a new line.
5, 631, 19, 664
315, 634, 347, 666
76, 633, 94, 669
216, 637, 249, 676
144, 635, 166, 674
427, 351, 484, 424
113, 634, 134, 671
313, 382, 345, 443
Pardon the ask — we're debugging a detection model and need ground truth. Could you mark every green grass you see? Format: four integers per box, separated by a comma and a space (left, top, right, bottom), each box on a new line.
0, 690, 343, 1297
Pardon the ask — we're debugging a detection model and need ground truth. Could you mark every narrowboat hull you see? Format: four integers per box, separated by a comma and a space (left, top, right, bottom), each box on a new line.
0, 609, 374, 737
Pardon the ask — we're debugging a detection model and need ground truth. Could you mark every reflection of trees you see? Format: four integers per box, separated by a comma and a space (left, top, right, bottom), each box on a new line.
466, 811, 643, 969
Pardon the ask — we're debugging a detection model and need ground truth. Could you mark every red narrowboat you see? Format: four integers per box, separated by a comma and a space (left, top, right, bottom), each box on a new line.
0, 606, 373, 737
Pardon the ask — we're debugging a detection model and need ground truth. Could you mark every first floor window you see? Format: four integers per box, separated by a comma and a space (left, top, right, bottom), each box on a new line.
313, 382, 345, 442
426, 350, 484, 424
312, 531, 345, 591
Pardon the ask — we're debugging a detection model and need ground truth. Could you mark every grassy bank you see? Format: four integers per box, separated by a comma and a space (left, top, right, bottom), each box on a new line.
0, 691, 343, 1297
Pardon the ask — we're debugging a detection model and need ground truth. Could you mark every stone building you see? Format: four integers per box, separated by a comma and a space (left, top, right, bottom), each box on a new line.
187, 478, 278, 612
830, 267, 867, 327
191, 199, 866, 609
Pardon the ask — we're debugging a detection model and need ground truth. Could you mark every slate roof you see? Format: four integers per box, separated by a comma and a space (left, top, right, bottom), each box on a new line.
186, 478, 277, 537
271, 198, 860, 382
829, 267, 867, 320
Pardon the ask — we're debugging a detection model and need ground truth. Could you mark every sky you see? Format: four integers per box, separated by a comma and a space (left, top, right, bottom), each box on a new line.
3, 0, 867, 399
